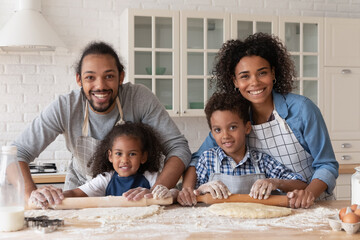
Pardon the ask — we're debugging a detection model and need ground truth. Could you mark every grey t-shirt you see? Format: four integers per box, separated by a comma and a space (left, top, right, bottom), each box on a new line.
13, 82, 191, 167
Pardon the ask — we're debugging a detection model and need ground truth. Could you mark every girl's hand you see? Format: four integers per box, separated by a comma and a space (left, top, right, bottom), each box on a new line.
250, 179, 278, 200
28, 186, 64, 209
123, 187, 151, 201
152, 185, 172, 199
287, 189, 315, 209
194, 180, 231, 199
177, 187, 197, 206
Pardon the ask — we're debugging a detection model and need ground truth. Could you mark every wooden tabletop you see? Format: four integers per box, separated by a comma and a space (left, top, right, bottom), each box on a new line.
1, 200, 359, 240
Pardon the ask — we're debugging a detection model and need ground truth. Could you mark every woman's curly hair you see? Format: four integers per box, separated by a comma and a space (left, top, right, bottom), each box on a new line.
89, 122, 163, 177
213, 32, 296, 95
205, 92, 250, 129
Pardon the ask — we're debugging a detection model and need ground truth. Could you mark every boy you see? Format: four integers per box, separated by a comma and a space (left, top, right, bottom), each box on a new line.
194, 92, 307, 200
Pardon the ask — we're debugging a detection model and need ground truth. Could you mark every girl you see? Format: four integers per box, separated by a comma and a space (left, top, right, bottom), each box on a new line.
29, 122, 172, 209
178, 33, 338, 209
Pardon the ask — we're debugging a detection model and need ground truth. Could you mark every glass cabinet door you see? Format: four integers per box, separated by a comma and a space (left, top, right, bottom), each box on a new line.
231, 15, 278, 40
181, 11, 229, 116
279, 17, 323, 108
121, 9, 180, 116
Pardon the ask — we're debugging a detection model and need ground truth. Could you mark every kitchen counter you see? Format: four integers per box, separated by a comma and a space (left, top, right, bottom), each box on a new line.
0, 200, 358, 240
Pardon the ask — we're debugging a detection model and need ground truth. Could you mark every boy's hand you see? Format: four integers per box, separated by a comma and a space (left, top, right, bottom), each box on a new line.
249, 179, 278, 200
177, 187, 197, 206
28, 186, 64, 209
195, 180, 231, 199
287, 190, 315, 209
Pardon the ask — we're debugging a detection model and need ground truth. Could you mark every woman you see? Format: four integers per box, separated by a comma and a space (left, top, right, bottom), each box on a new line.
178, 33, 338, 209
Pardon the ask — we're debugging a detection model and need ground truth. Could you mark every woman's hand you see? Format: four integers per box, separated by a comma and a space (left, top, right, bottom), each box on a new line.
122, 187, 152, 201
194, 180, 231, 199
287, 189, 315, 209
177, 187, 197, 206
249, 179, 279, 200
28, 185, 64, 209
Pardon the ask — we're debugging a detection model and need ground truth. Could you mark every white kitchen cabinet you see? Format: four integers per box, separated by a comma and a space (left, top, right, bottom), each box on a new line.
230, 14, 278, 40
334, 173, 351, 200
180, 11, 229, 116
325, 18, 360, 67
278, 17, 324, 109
120, 9, 180, 116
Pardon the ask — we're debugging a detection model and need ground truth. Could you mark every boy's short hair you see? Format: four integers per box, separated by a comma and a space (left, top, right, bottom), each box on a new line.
205, 92, 250, 129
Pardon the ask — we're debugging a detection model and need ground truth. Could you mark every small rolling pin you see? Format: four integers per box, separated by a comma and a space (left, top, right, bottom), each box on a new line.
27, 196, 173, 210
196, 194, 289, 207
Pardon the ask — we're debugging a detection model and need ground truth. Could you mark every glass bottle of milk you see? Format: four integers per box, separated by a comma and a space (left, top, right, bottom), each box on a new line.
0, 146, 25, 232
352, 166, 360, 205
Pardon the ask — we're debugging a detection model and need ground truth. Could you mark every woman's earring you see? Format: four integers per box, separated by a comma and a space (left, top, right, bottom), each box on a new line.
273, 78, 277, 84
234, 87, 239, 92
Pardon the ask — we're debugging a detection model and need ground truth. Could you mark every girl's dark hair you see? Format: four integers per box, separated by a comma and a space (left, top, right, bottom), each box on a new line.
205, 92, 250, 129
75, 41, 124, 77
213, 32, 295, 96
89, 122, 163, 177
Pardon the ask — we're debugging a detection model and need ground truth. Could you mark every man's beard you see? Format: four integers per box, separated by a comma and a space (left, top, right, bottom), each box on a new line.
81, 88, 116, 113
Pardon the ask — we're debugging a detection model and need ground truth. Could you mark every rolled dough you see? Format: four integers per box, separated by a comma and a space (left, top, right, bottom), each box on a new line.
208, 202, 292, 219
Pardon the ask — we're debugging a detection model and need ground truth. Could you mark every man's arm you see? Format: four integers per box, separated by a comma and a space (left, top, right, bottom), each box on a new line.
19, 161, 37, 200
153, 156, 185, 189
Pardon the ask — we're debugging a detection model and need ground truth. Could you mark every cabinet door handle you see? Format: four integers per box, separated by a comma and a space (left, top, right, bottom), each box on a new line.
341, 155, 351, 160
341, 69, 351, 74
341, 143, 352, 148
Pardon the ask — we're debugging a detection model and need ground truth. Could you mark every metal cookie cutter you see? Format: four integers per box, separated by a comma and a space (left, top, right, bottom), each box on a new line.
25, 215, 64, 233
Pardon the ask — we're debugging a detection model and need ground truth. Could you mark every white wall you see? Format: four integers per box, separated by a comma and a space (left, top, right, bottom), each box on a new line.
0, 0, 359, 167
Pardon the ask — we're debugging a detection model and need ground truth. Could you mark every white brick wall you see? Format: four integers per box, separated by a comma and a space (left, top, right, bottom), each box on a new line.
0, 0, 358, 164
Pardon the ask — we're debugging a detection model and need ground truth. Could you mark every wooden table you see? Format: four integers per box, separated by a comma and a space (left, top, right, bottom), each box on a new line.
0, 200, 359, 240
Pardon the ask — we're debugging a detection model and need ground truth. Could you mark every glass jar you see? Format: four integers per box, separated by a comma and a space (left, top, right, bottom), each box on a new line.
351, 166, 360, 205
0, 146, 25, 232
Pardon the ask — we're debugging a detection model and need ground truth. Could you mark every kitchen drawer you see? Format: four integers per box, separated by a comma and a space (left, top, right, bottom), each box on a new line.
335, 152, 360, 164
332, 140, 360, 152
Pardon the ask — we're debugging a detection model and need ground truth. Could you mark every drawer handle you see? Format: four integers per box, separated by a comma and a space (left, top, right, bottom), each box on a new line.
341, 155, 351, 160
341, 143, 352, 148
341, 69, 351, 74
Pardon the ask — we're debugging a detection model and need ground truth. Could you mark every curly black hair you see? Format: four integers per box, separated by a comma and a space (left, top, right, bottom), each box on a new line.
213, 32, 295, 95
89, 122, 163, 177
205, 92, 250, 129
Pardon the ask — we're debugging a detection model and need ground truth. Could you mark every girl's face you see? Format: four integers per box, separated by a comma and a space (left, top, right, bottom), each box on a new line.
233, 55, 275, 106
108, 136, 147, 177
210, 110, 251, 163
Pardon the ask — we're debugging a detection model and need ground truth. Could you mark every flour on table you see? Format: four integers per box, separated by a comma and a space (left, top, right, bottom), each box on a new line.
208, 202, 292, 219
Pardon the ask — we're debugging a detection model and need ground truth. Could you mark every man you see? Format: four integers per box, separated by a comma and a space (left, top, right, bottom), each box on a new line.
13, 42, 191, 203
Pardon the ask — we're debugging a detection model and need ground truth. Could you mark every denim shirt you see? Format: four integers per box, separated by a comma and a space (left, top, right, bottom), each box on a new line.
190, 91, 339, 193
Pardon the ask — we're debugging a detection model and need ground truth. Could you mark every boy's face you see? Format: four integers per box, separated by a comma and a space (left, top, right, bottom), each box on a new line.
210, 110, 251, 163
108, 136, 147, 177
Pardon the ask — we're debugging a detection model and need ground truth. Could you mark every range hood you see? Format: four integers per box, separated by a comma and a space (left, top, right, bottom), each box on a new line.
0, 0, 66, 51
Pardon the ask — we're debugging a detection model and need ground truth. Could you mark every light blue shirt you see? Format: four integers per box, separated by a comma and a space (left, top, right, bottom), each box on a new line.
190, 91, 339, 194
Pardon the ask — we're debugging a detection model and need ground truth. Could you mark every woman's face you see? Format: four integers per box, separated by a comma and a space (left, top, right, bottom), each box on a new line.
108, 136, 147, 177
233, 56, 275, 106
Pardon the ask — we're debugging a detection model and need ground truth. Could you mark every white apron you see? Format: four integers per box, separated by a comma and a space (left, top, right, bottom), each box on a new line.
64, 97, 125, 190
247, 109, 333, 200
209, 151, 265, 194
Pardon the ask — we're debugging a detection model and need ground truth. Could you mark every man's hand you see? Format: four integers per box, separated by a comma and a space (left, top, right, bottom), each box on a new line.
28, 185, 64, 209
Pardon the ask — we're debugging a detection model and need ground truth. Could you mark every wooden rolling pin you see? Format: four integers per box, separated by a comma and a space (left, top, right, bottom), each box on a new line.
196, 194, 289, 207
27, 196, 173, 210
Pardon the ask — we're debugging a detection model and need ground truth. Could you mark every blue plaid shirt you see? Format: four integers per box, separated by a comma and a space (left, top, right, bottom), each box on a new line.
196, 147, 306, 188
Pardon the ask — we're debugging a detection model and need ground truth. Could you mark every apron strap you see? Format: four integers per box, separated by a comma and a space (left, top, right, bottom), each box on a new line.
214, 153, 221, 174
82, 101, 90, 137
249, 150, 262, 174
115, 97, 125, 126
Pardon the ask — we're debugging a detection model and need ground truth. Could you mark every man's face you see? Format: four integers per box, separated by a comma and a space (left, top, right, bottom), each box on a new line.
76, 54, 124, 114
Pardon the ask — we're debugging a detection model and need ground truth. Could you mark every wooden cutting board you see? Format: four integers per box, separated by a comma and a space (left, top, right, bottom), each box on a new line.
196, 194, 289, 207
